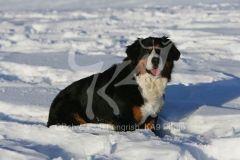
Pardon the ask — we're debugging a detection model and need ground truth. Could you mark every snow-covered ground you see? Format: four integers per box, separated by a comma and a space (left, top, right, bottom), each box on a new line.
0, 0, 240, 159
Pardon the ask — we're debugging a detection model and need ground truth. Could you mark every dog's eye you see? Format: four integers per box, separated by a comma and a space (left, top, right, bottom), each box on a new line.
144, 49, 151, 54
155, 49, 161, 55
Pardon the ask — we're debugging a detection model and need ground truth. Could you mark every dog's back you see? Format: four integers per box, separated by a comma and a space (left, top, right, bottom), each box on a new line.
47, 62, 141, 128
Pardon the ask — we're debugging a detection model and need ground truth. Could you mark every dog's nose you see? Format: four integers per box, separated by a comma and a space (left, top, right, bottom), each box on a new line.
152, 57, 159, 68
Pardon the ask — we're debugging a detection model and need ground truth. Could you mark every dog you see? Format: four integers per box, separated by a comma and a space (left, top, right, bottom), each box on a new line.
47, 36, 180, 134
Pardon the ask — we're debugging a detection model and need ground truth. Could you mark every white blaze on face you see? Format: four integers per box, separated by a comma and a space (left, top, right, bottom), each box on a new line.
146, 48, 158, 69
146, 49, 163, 76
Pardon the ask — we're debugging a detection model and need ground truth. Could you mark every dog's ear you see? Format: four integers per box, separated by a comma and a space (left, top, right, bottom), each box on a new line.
126, 39, 141, 61
169, 44, 181, 61
162, 36, 180, 61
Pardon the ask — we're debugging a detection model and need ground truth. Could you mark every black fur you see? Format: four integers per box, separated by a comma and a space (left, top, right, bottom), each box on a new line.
47, 37, 180, 131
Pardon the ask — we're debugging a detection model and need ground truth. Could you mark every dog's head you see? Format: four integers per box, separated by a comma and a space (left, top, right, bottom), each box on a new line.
126, 36, 180, 77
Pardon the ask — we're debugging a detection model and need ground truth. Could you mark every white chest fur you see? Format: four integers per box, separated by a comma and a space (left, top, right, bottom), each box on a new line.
135, 74, 168, 125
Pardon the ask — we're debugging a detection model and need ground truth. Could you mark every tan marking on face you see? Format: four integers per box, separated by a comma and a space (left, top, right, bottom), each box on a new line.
147, 45, 160, 50
136, 59, 147, 75
133, 106, 143, 122
72, 113, 86, 124
161, 61, 173, 79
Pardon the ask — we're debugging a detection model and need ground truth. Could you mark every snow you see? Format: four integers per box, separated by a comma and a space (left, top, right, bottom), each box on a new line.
0, 0, 240, 159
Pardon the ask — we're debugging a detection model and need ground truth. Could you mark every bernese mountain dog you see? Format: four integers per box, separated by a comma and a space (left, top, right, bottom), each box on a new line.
47, 36, 180, 134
